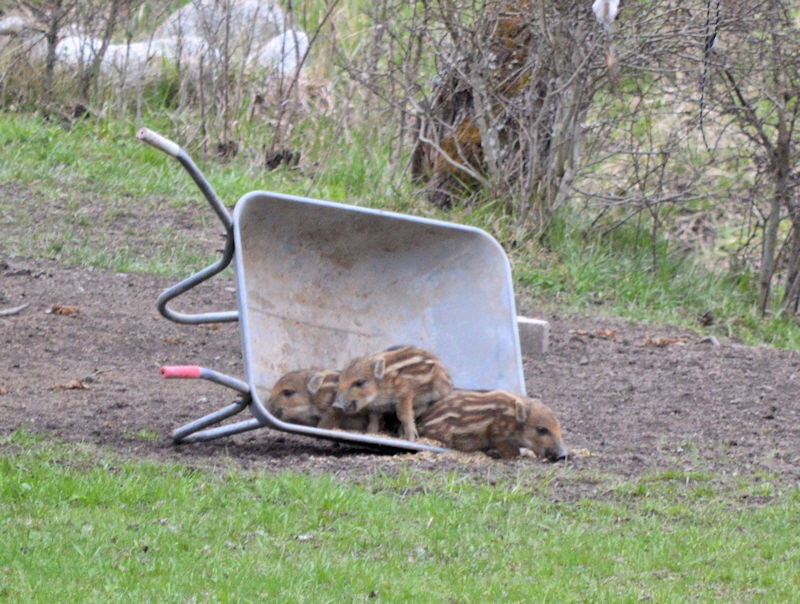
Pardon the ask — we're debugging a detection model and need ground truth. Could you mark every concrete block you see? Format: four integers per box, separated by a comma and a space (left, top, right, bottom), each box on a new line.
517, 316, 549, 357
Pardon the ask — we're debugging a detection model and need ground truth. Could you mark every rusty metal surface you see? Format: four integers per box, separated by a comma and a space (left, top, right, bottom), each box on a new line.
232, 191, 525, 412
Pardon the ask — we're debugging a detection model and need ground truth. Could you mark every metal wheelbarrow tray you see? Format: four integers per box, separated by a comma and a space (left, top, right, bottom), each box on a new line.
138, 128, 525, 454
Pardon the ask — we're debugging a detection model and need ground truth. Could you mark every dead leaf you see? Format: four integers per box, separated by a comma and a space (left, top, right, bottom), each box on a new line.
569, 328, 616, 339
164, 336, 184, 345
0, 386, 7, 395
49, 304, 79, 316
640, 335, 688, 348
50, 379, 91, 390
203, 323, 223, 331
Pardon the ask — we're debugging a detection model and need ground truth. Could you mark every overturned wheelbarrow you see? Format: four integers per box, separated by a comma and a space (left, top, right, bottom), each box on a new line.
138, 128, 526, 453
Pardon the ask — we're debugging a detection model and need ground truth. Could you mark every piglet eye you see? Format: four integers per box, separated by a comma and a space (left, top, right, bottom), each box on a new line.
536, 426, 550, 436
281, 389, 295, 397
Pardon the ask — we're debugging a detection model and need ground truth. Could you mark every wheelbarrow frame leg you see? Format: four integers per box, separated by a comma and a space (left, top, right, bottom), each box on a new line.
171, 397, 258, 443
161, 366, 259, 443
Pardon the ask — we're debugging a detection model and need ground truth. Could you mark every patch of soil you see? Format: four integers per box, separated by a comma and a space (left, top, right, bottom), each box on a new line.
2, 256, 799, 498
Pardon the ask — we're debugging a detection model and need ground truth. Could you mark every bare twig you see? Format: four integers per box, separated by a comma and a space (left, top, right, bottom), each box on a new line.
0, 303, 30, 317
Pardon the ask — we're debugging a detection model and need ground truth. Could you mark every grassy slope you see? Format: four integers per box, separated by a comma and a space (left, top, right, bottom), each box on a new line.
3, 433, 799, 602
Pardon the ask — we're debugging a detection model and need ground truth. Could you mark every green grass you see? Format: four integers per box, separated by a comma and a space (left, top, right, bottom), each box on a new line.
512, 211, 800, 349
0, 112, 323, 275
0, 110, 426, 278
2, 432, 799, 602
0, 434, 800, 602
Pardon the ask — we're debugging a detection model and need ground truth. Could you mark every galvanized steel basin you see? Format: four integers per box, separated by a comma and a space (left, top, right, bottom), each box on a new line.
232, 191, 526, 406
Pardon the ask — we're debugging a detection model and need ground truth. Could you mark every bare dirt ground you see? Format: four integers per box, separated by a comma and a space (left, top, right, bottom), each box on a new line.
2, 255, 800, 500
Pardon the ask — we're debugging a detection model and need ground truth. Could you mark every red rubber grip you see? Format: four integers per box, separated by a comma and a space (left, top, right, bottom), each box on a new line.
160, 365, 202, 379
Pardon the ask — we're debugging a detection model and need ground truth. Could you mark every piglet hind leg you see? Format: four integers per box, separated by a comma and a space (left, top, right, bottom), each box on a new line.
366, 411, 382, 434
395, 394, 418, 442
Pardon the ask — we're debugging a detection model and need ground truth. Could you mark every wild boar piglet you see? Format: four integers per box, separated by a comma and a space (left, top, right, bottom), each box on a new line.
334, 345, 453, 441
418, 389, 567, 461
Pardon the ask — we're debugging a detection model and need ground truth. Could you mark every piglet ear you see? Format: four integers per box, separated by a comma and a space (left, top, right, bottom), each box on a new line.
514, 399, 530, 423
307, 373, 325, 394
372, 358, 386, 380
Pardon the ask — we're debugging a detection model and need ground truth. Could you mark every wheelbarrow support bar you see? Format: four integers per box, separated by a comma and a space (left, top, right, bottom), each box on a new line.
160, 365, 258, 442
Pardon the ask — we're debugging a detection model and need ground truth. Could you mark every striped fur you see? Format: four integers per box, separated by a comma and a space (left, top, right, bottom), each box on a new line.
267, 369, 367, 431
334, 345, 453, 441
418, 389, 567, 461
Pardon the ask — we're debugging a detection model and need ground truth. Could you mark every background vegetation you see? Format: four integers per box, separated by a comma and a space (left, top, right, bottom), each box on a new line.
2, 0, 799, 347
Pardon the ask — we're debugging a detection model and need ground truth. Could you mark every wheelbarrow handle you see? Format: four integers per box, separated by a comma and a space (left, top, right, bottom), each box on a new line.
136, 127, 232, 230
160, 365, 250, 394
137, 127, 239, 325
136, 128, 182, 157
159, 365, 202, 379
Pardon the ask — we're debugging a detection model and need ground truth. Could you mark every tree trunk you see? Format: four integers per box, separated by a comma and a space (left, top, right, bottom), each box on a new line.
759, 192, 780, 315
760, 109, 793, 315
781, 222, 800, 314
43, 20, 61, 103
